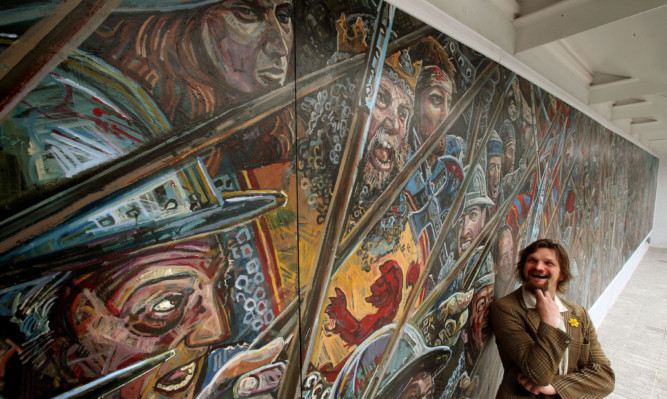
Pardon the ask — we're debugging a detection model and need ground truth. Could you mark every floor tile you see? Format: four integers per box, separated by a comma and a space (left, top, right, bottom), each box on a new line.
597, 247, 667, 399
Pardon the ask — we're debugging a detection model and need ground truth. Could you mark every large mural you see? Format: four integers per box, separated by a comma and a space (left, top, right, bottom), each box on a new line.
0, 1, 658, 398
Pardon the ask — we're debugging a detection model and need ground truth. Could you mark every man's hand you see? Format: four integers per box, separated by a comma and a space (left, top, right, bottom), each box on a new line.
534, 289, 560, 328
518, 373, 557, 396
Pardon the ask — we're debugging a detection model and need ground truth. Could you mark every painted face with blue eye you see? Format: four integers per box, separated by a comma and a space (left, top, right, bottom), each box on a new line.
67, 243, 230, 398
201, 0, 294, 96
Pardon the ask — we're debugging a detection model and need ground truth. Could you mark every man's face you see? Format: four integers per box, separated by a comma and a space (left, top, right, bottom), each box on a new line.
69, 247, 230, 398
565, 139, 574, 166
496, 229, 515, 284
457, 205, 487, 256
507, 80, 522, 122
397, 371, 434, 399
523, 247, 562, 295
416, 81, 451, 142
364, 75, 412, 189
487, 155, 501, 204
502, 142, 515, 175
470, 284, 494, 353
202, 0, 293, 95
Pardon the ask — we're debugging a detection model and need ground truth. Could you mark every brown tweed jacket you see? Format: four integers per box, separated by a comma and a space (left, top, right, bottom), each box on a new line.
490, 287, 614, 399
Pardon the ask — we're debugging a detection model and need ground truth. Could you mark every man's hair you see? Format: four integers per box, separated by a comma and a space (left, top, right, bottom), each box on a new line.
515, 238, 572, 293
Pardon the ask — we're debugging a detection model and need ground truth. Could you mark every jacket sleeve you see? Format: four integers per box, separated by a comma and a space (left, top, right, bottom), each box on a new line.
551, 308, 615, 399
490, 300, 571, 386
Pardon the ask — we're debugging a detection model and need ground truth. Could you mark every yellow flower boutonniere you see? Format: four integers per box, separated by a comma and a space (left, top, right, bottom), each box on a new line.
568, 318, 579, 327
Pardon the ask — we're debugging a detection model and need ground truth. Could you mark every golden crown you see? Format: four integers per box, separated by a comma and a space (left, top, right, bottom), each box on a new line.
336, 14, 368, 53
384, 50, 422, 91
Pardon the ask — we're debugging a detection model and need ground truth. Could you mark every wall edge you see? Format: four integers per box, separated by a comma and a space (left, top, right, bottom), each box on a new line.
588, 232, 651, 327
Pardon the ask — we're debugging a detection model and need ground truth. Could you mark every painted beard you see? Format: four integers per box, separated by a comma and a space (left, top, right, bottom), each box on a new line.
363, 126, 406, 190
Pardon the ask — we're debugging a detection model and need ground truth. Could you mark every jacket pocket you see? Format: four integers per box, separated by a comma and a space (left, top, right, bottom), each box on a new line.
577, 339, 590, 368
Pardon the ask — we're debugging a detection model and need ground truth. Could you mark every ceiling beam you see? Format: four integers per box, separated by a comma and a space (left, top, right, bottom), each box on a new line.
392, 0, 516, 55
611, 98, 667, 121
589, 78, 667, 104
631, 120, 665, 136
636, 129, 667, 144
514, 0, 667, 53
0, 0, 122, 124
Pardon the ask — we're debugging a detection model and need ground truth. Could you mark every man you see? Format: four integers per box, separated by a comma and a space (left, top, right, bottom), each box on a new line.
495, 224, 516, 296
0, 2, 297, 397
409, 36, 457, 160
457, 164, 494, 258
0, 237, 287, 398
347, 48, 420, 256
362, 49, 420, 190
487, 130, 503, 210
329, 323, 450, 398
2, 0, 296, 194
499, 120, 517, 176
465, 257, 494, 368
490, 239, 614, 398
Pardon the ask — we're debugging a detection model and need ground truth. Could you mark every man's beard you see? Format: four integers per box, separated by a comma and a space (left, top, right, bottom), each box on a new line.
363, 127, 407, 190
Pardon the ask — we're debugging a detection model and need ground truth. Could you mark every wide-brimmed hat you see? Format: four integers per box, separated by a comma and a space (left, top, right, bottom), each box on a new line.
0, 161, 286, 288
329, 323, 451, 398
0, 0, 226, 26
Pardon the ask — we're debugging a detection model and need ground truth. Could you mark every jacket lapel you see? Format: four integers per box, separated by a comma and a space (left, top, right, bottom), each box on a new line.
562, 302, 581, 370
517, 288, 542, 334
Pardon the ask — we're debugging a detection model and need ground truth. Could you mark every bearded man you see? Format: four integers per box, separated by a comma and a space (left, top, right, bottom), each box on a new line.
362, 49, 421, 190
490, 239, 614, 398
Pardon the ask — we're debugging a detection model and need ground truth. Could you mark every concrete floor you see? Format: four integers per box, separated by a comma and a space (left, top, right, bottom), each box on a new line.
597, 247, 667, 399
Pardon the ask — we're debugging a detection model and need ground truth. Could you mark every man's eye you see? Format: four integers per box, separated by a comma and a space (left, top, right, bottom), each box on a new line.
376, 89, 390, 108
398, 107, 410, 121
276, 4, 293, 24
428, 93, 444, 107
233, 6, 260, 22
151, 294, 184, 313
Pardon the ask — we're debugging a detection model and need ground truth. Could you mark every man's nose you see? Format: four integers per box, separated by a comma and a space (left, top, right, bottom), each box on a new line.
263, 15, 290, 57
186, 288, 230, 347
381, 107, 400, 135
463, 216, 474, 232
535, 261, 548, 271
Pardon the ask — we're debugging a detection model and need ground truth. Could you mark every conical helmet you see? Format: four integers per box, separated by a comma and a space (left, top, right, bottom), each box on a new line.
463, 164, 494, 208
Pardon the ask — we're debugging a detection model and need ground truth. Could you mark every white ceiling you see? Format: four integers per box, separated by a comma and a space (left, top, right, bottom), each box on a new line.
392, 0, 667, 152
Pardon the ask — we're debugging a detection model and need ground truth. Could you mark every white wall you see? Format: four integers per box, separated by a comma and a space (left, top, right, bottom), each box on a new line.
650, 143, 667, 247
589, 235, 649, 326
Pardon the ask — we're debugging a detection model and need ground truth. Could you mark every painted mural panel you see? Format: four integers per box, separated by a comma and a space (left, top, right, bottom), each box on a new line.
0, 1, 658, 398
